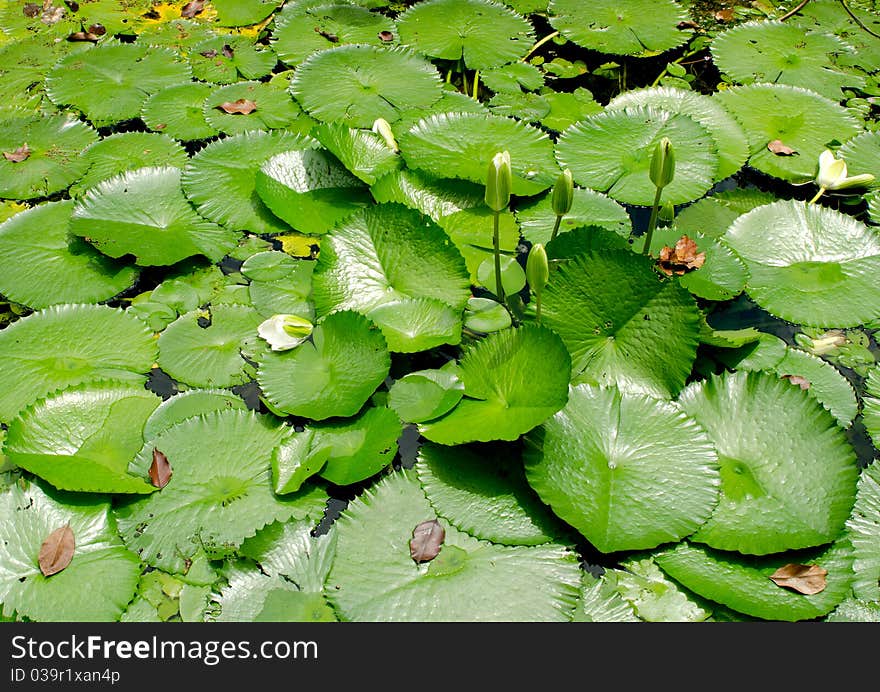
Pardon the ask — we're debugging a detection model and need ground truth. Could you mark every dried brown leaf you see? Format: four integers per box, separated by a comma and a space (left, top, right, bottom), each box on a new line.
3, 144, 31, 163
67, 30, 100, 42
88, 23, 107, 36
410, 519, 445, 563
221, 44, 234, 59
38, 524, 75, 577
769, 563, 827, 595
714, 9, 735, 22
768, 139, 798, 156
781, 374, 811, 390
378, 31, 394, 42
657, 235, 706, 276
315, 26, 339, 43
181, 0, 205, 18
217, 99, 257, 115
23, 3, 41, 17
200, 49, 218, 58
149, 448, 173, 489
677, 20, 700, 30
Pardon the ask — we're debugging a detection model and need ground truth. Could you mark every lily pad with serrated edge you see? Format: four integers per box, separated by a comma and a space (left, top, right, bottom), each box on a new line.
419, 325, 571, 445
575, 572, 640, 622
869, 191, 880, 225
255, 149, 372, 235
675, 188, 778, 239
204, 81, 307, 136
555, 106, 718, 206
135, 18, 217, 51
45, 42, 192, 127
397, 0, 534, 70
677, 370, 859, 555
70, 166, 238, 266
272, 2, 396, 66
0, 39, 89, 110
143, 389, 248, 441
290, 45, 443, 128
721, 200, 880, 327
399, 111, 560, 196
240, 520, 336, 592
190, 36, 277, 83
416, 441, 566, 546
711, 20, 865, 101
326, 470, 582, 621
157, 305, 265, 388
242, 250, 315, 319
0, 304, 157, 422
0, 201, 138, 309
825, 596, 880, 622
210, 0, 280, 27
539, 88, 604, 134
489, 91, 551, 124
548, 0, 690, 57
394, 89, 490, 134
524, 384, 720, 553
258, 310, 390, 420
142, 83, 220, 141
370, 168, 485, 222
714, 83, 863, 182
606, 86, 749, 181
4, 382, 160, 494
613, 557, 712, 622
312, 122, 402, 186
0, 112, 98, 200
312, 203, 471, 352
654, 538, 855, 622
515, 187, 631, 245
182, 130, 319, 234
541, 250, 701, 398
117, 409, 329, 573
481, 62, 545, 94
440, 207, 522, 280
838, 130, 880, 190
862, 367, 880, 451
0, 479, 140, 622
70, 132, 189, 197
845, 462, 880, 601
388, 365, 464, 423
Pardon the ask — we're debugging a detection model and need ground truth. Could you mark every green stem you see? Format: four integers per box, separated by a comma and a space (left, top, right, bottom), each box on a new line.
642, 186, 664, 255
445, 67, 453, 84
493, 211, 504, 301
472, 70, 480, 100
520, 30, 560, 62
779, 0, 811, 21
840, 0, 880, 39
550, 214, 563, 243
461, 61, 469, 96
809, 186, 827, 204
535, 291, 542, 324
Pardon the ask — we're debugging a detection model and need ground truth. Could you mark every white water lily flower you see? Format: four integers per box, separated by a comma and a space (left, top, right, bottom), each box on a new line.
815, 149, 875, 191
257, 314, 314, 352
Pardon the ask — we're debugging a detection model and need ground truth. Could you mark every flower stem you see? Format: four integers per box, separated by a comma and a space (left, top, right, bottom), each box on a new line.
493, 211, 504, 301
535, 291, 542, 324
521, 30, 560, 62
643, 186, 664, 255
472, 70, 480, 100
809, 186, 826, 204
550, 215, 563, 243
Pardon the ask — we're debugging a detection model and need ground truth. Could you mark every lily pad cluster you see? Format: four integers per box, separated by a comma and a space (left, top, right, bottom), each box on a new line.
1, 0, 879, 623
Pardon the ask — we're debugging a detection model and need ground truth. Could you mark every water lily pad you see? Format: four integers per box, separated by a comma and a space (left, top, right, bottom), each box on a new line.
371, 168, 485, 222
515, 187, 631, 245
862, 367, 880, 450
771, 348, 858, 428
203, 81, 307, 136
548, 0, 690, 57
143, 389, 248, 440
45, 42, 192, 127
525, 384, 720, 553
399, 111, 560, 196
4, 382, 160, 494
541, 250, 702, 398
182, 130, 319, 234
555, 106, 718, 206
0, 39, 88, 110
210, 0, 280, 26
0, 201, 138, 309
575, 572, 640, 622
0, 479, 140, 622
711, 20, 864, 100
440, 207, 521, 279
0, 112, 98, 200
312, 203, 471, 352
480, 62, 545, 93
70, 166, 238, 266
714, 83, 862, 182
397, 0, 534, 70
326, 470, 581, 621
654, 539, 855, 622
539, 88, 604, 133
257, 310, 390, 420
312, 121, 402, 185
242, 250, 315, 319
838, 130, 880, 189
675, 188, 778, 239
677, 370, 859, 555
613, 556, 712, 622
0, 304, 157, 422
290, 45, 443, 128
846, 462, 880, 601
117, 409, 328, 573
141, 82, 220, 141
419, 325, 571, 444
388, 366, 464, 423
721, 200, 880, 327
869, 190, 880, 225
489, 91, 551, 123
190, 35, 277, 83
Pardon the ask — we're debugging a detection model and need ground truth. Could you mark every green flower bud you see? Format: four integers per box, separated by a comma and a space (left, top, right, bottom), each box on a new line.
484, 150, 512, 212
372, 117, 399, 153
551, 168, 574, 217
526, 243, 549, 293
649, 137, 675, 190
658, 200, 676, 225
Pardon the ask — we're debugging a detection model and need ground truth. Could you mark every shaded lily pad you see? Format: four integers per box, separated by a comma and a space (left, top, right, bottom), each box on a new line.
845, 461, 880, 602
388, 365, 464, 423
241, 250, 315, 319
141, 82, 220, 142
675, 188, 778, 239
539, 88, 604, 133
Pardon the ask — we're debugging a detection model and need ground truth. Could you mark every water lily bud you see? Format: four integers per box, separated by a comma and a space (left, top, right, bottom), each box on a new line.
649, 137, 675, 190
815, 149, 875, 190
372, 117, 399, 153
551, 168, 574, 217
526, 243, 549, 293
257, 314, 314, 352
485, 150, 512, 212
658, 200, 676, 225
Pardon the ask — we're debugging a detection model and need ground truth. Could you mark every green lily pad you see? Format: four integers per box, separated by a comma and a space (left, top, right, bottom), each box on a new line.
388, 365, 465, 423
869, 190, 880, 225
135, 19, 217, 52
210, 0, 281, 26
440, 207, 521, 280
539, 88, 604, 133
613, 557, 712, 622
312, 122, 402, 186
541, 250, 702, 398
0, 39, 88, 110
721, 200, 880, 327
315, 404, 402, 486
0, 112, 98, 200
488, 91, 551, 124
45, 42, 192, 127
141, 82, 220, 142
312, 204, 471, 352
143, 389, 248, 441
846, 461, 880, 602
0, 479, 140, 622
419, 325, 571, 444
462, 296, 513, 333
677, 370, 859, 555
515, 187, 631, 245
480, 62, 545, 93
190, 36, 277, 83
242, 250, 315, 320
257, 310, 390, 420
555, 106, 719, 206
70, 166, 238, 266
654, 539, 855, 622
525, 384, 720, 553
862, 367, 880, 450
574, 572, 640, 622
397, 0, 534, 70
0, 200, 138, 309
203, 81, 308, 136
4, 382, 160, 494
0, 304, 157, 422
326, 470, 582, 621
771, 348, 858, 428
838, 130, 880, 189
290, 45, 443, 128
825, 596, 880, 622
675, 188, 778, 239
371, 168, 485, 223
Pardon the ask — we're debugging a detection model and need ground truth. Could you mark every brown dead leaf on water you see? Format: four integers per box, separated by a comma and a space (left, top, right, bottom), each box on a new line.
768, 139, 798, 156
217, 99, 257, 115
3, 144, 31, 163
149, 448, 173, 489
38, 524, 75, 577
714, 9, 735, 22
410, 519, 445, 563
181, 0, 206, 19
769, 563, 827, 595
658, 235, 706, 276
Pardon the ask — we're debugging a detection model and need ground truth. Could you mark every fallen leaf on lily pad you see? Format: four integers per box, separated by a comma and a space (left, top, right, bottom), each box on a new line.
714, 9, 734, 22
378, 31, 394, 42
68, 31, 101, 43
3, 145, 31, 163
658, 235, 706, 276
149, 448, 173, 489
181, 0, 206, 18
217, 99, 257, 115
410, 519, 445, 563
782, 374, 811, 390
767, 139, 798, 156
39, 525, 75, 577
769, 563, 828, 595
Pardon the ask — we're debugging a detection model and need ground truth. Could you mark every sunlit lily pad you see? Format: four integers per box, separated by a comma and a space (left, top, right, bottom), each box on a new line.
370, 168, 485, 223
515, 187, 631, 245
770, 348, 858, 428
327, 470, 582, 621
862, 367, 880, 450
0, 304, 157, 422
675, 188, 778, 239
838, 130, 880, 189
203, 81, 307, 136
575, 572, 640, 622
613, 556, 712, 622
0, 201, 138, 309
0, 39, 88, 110
210, 0, 280, 26
721, 200, 880, 327
312, 122, 403, 186
846, 461, 880, 602
242, 250, 315, 319
141, 82, 220, 141
539, 88, 604, 133
190, 35, 277, 83
388, 365, 464, 423
677, 370, 859, 555
525, 384, 720, 553
143, 388, 248, 440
